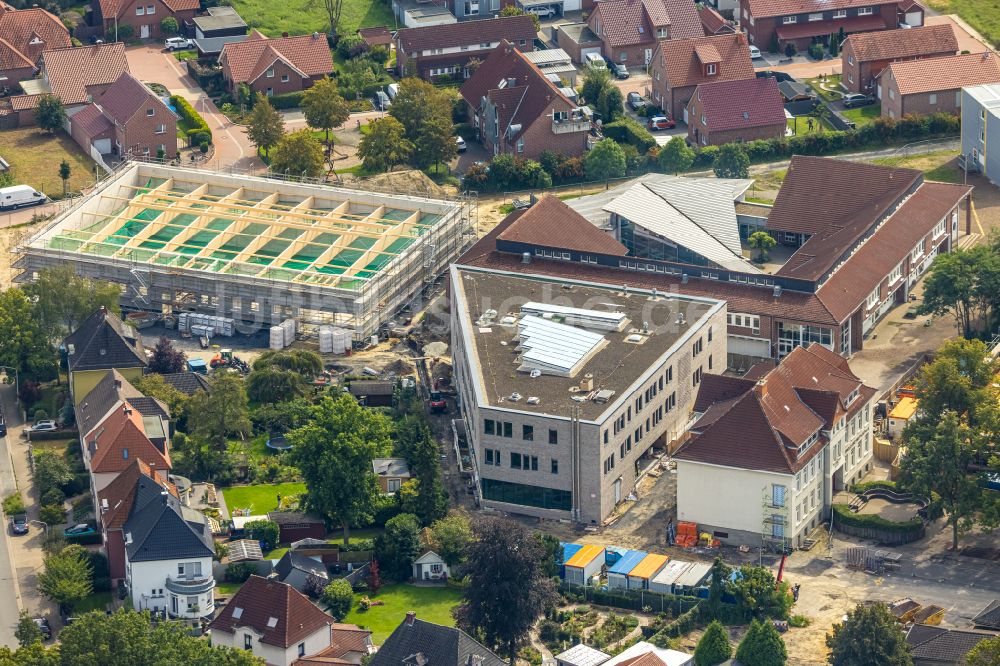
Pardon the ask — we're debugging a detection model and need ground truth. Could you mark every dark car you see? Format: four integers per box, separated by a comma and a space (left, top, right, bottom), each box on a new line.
9, 514, 27, 535
0, 410, 6, 437
842, 93, 875, 108
611, 63, 629, 79
755, 70, 795, 83
33, 618, 51, 640
647, 116, 676, 131
627, 92, 646, 111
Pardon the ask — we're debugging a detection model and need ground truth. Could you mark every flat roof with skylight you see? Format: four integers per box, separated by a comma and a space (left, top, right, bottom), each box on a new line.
452, 266, 719, 421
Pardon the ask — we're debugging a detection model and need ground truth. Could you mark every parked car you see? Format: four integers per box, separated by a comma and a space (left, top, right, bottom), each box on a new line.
755, 70, 795, 83
627, 92, 646, 111
0, 409, 7, 437
164, 37, 194, 51
0, 185, 46, 211
30, 420, 57, 432
386, 83, 399, 101
64, 524, 96, 538
647, 116, 676, 130
584, 53, 607, 70
842, 93, 875, 108
9, 514, 27, 535
526, 5, 555, 16
373, 91, 391, 111
749, 45, 762, 59
611, 63, 629, 79
32, 618, 51, 641
455, 136, 467, 153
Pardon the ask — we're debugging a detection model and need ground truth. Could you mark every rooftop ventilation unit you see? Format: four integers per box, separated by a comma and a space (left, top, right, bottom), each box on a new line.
592, 389, 616, 403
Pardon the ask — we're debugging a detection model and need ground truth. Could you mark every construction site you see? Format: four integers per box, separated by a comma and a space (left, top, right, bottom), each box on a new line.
15, 163, 475, 341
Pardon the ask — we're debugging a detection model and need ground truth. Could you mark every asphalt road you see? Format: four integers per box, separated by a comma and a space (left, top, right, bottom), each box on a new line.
0, 384, 22, 648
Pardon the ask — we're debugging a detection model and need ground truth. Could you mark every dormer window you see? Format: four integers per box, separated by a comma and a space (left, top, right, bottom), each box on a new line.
657, 27, 667, 37
845, 388, 859, 405
706, 63, 717, 75
797, 430, 819, 454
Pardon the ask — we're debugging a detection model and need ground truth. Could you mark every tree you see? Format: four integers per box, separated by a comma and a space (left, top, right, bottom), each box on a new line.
160, 16, 179, 35
748, 231, 777, 262
713, 143, 750, 178
658, 136, 695, 174
585, 139, 627, 182
187, 374, 251, 458
148, 336, 186, 374
23, 265, 121, 340
394, 416, 447, 524
695, 620, 732, 666
388, 79, 456, 170
36, 95, 66, 134
732, 565, 792, 620
455, 517, 557, 664
245, 94, 285, 158
246, 368, 306, 405
14, 612, 42, 648
535, 531, 562, 579
367, 559, 382, 594
270, 129, 326, 179
253, 350, 323, 375
288, 392, 393, 543
918, 247, 996, 338
967, 636, 1000, 666
244, 519, 280, 551
597, 85, 624, 122
410, 110, 456, 173
827, 603, 912, 666
134, 374, 189, 424
0, 288, 56, 377
113, 23, 133, 41
301, 76, 350, 148
58, 160, 71, 196
734, 619, 787, 666
305, 0, 345, 36
57, 609, 265, 665
705, 557, 732, 620
321, 578, 354, 619
38, 544, 92, 611
429, 513, 472, 567
581, 67, 612, 105
357, 117, 412, 172
375, 513, 421, 581
500, 4, 540, 30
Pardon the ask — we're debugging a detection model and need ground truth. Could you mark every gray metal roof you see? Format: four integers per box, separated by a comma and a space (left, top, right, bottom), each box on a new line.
194, 35, 249, 55
371, 618, 506, 666
524, 48, 574, 67
124, 492, 214, 562
555, 643, 611, 666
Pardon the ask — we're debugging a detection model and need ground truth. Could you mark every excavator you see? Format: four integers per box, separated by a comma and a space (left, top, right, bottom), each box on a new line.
209, 349, 250, 374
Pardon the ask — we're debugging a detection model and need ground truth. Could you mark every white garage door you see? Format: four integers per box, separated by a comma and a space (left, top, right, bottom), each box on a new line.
581, 47, 602, 58
93, 138, 112, 154
904, 11, 923, 26
728, 335, 770, 358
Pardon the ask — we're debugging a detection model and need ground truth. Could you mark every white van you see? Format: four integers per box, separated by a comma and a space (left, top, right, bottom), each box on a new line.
386, 83, 399, 101
0, 185, 46, 210
585, 52, 607, 70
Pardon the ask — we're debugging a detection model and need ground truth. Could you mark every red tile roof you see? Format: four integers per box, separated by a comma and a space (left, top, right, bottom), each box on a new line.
460, 41, 577, 142
0, 36, 31, 70
99, 72, 168, 125
746, 0, 896, 19
221, 33, 334, 84
88, 405, 170, 475
676, 344, 874, 474
10, 92, 40, 110
358, 26, 392, 47
617, 653, 671, 666
71, 103, 114, 138
40, 42, 128, 105
96, 0, 197, 20
593, 0, 702, 48
883, 51, 1000, 95
397, 15, 535, 53
843, 24, 957, 62
692, 77, 785, 131
775, 14, 886, 40
698, 5, 735, 35
655, 33, 754, 90
98, 459, 177, 530
0, 7, 68, 67
209, 576, 333, 648
496, 195, 628, 256
816, 181, 971, 320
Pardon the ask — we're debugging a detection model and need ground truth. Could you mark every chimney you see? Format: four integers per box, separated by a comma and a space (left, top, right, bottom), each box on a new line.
282, 31, 289, 37
123, 405, 133, 417
405, 611, 416, 626
113, 378, 122, 389
580, 373, 593, 391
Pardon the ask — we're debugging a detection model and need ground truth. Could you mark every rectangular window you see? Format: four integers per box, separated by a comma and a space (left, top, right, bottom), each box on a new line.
155, 124, 165, 134
511, 452, 521, 469
835, 9, 847, 17
620, 443, 625, 459
551, 459, 558, 474
281, 74, 290, 83
146, 4, 154, 13
858, 6, 873, 14
135, 5, 144, 14
808, 12, 822, 20
692, 367, 702, 386
706, 63, 717, 75
485, 449, 494, 465
485, 420, 495, 435
523, 425, 534, 441
482, 478, 572, 511
244, 635, 253, 649
549, 429, 558, 444
782, 15, 796, 23
266, 68, 275, 78
708, 355, 713, 370
929, 93, 937, 104
888, 261, 903, 285
503, 422, 512, 438
146, 108, 155, 117
266, 88, 273, 97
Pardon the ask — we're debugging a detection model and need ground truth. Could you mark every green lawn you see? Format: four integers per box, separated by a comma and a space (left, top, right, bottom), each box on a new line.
0, 127, 97, 195
344, 584, 464, 643
216, 581, 245, 597
266, 547, 290, 560
75, 591, 112, 614
232, 0, 394, 38
786, 114, 834, 135
928, 0, 1000, 47
842, 104, 881, 127
222, 482, 306, 515
806, 75, 844, 103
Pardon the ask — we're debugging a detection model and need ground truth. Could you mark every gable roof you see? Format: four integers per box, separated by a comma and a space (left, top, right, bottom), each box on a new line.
88, 405, 170, 475
294, 625, 373, 665
460, 41, 578, 142
98, 458, 178, 530
883, 51, 1000, 95
0, 37, 30, 70
276, 551, 328, 580
210, 576, 334, 648
65, 306, 146, 372
973, 600, 1000, 630
96, 0, 198, 20
593, 0, 702, 47
655, 33, 754, 90
905, 624, 996, 663
698, 5, 735, 35
675, 344, 874, 474
0, 7, 69, 67
397, 15, 535, 52
843, 24, 957, 62
99, 72, 170, 125
497, 195, 629, 256
371, 617, 506, 666
124, 490, 213, 562
69, 103, 114, 141
79, 369, 160, 438
159, 371, 213, 396
746, 0, 897, 19
40, 42, 129, 106
693, 77, 785, 131
221, 33, 333, 84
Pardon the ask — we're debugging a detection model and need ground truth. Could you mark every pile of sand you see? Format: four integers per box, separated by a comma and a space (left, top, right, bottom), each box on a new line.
362, 170, 448, 198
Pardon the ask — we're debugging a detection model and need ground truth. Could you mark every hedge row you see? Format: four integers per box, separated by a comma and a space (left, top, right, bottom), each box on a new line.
561, 584, 702, 615
170, 95, 211, 140
269, 91, 304, 110
831, 502, 924, 534
603, 118, 657, 154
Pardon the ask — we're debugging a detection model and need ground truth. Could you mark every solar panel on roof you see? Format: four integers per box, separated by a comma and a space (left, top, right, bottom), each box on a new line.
517, 315, 606, 376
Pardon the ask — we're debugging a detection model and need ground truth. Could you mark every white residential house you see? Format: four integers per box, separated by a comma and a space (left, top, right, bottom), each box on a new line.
123, 491, 215, 620
412, 551, 449, 581
674, 344, 876, 549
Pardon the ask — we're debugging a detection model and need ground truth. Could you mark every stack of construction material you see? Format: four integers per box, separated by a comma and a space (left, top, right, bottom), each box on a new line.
269, 325, 285, 350
319, 326, 334, 353
177, 313, 236, 337
281, 319, 297, 347
675, 521, 698, 548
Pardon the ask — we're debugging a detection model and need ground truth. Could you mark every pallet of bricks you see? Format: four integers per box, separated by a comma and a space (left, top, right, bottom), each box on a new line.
675, 521, 698, 548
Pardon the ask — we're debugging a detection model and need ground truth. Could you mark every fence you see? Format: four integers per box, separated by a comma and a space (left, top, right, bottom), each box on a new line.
560, 580, 702, 615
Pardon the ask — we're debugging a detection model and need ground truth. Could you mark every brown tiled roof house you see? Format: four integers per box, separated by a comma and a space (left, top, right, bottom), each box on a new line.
0, 6, 69, 85
460, 41, 592, 160
841, 24, 958, 94
220, 30, 334, 96
649, 33, 755, 121
588, 0, 703, 66
879, 51, 1000, 119
698, 5, 736, 35
687, 76, 786, 146
395, 16, 536, 81
93, 0, 199, 41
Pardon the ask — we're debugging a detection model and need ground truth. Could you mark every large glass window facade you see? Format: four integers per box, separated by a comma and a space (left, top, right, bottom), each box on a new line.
482, 478, 572, 511
617, 219, 712, 267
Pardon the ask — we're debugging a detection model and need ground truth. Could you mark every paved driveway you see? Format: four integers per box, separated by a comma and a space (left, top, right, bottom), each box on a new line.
125, 45, 262, 173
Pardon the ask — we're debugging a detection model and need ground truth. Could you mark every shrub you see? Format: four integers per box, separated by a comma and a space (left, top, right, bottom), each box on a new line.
337, 33, 369, 59
39, 504, 65, 527
244, 519, 280, 550
831, 503, 924, 534
269, 91, 305, 110
170, 95, 211, 140
3, 493, 24, 515
322, 579, 354, 619
807, 43, 824, 60
199, 141, 209, 154
225, 562, 255, 583
789, 614, 810, 628
603, 117, 657, 153
693, 145, 719, 168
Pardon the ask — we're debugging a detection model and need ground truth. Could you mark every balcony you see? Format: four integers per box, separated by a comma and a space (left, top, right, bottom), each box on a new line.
165, 575, 215, 595
552, 119, 591, 134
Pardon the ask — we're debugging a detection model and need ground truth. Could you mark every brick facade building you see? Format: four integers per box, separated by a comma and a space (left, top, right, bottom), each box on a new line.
687, 77, 785, 146
880, 51, 1000, 119
739, 0, 907, 53
841, 25, 957, 95
220, 31, 334, 96
93, 0, 198, 40
0, 6, 70, 86
588, 0, 703, 66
